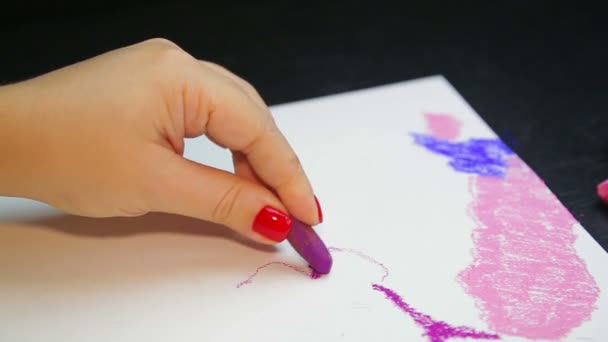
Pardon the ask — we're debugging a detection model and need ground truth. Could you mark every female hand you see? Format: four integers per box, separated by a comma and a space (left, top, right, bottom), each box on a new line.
0, 38, 322, 244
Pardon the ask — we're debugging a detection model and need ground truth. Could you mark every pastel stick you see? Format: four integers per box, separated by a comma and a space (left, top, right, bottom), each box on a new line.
287, 218, 333, 274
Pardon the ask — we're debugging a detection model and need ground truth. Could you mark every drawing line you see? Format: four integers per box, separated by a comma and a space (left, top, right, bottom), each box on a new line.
236, 262, 312, 288
237, 248, 500, 341
328, 246, 390, 282
373, 284, 500, 342
236, 246, 389, 288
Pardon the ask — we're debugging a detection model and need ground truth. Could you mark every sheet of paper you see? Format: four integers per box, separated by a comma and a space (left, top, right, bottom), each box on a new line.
0, 76, 606, 341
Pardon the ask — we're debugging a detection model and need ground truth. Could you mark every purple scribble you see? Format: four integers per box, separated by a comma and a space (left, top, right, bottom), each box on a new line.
236, 246, 389, 287
236, 262, 313, 288
372, 284, 500, 342
411, 133, 514, 177
238, 249, 501, 341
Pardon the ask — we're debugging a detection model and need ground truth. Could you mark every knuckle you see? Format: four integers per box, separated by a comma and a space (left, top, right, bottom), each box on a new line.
117, 206, 149, 217
276, 154, 303, 189
263, 114, 278, 133
228, 74, 260, 99
206, 61, 229, 72
286, 153, 303, 175
144, 37, 182, 50
205, 61, 260, 98
159, 46, 192, 66
240, 79, 259, 96
142, 39, 194, 70
241, 115, 275, 154
212, 181, 245, 224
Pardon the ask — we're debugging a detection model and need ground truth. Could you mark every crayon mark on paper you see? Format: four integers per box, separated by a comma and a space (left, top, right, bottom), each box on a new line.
373, 284, 500, 342
459, 156, 600, 339
424, 113, 462, 140
238, 247, 500, 342
414, 113, 600, 339
328, 247, 390, 282
411, 133, 514, 177
236, 247, 388, 287
236, 262, 312, 288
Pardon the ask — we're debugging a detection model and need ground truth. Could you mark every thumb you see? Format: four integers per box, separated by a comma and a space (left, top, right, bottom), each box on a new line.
150, 155, 293, 244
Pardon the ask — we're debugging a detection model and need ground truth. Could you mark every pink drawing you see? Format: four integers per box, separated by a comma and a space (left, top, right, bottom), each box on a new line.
459, 156, 601, 339
373, 284, 500, 342
417, 112, 600, 339
424, 113, 462, 140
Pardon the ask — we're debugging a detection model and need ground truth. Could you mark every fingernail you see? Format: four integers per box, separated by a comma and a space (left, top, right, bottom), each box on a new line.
314, 195, 323, 223
597, 179, 608, 203
253, 206, 292, 242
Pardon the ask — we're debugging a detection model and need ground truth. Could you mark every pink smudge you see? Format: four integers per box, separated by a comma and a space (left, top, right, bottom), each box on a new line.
459, 156, 600, 339
373, 284, 500, 342
236, 247, 389, 287
424, 113, 462, 140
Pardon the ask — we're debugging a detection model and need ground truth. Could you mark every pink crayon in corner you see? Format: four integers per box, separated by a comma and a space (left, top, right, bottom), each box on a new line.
597, 179, 608, 203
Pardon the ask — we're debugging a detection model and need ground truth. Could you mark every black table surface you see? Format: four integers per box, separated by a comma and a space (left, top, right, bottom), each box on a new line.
2, 1, 607, 252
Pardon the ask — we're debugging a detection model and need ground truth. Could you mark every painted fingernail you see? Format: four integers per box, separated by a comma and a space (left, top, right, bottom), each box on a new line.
597, 179, 608, 203
314, 195, 323, 223
253, 206, 292, 242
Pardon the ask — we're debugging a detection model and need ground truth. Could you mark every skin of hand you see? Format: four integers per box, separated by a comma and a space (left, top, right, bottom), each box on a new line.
0, 38, 321, 244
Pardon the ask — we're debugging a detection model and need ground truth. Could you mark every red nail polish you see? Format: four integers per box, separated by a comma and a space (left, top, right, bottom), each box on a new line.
253, 206, 292, 242
314, 195, 323, 223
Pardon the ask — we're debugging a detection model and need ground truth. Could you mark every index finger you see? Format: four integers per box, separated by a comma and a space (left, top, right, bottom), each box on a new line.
183, 61, 321, 225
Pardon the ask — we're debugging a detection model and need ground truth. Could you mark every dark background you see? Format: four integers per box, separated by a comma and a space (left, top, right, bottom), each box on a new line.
1, 1, 607, 251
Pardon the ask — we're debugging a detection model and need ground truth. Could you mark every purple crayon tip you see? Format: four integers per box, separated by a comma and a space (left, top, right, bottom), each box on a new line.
287, 218, 333, 275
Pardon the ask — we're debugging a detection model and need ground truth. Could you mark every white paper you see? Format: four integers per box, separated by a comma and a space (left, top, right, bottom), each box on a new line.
0, 76, 606, 341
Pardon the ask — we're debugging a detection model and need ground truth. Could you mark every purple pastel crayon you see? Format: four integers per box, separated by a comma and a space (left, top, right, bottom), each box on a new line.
287, 218, 333, 274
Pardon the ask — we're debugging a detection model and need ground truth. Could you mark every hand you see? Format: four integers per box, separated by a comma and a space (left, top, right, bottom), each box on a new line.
0, 38, 322, 244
